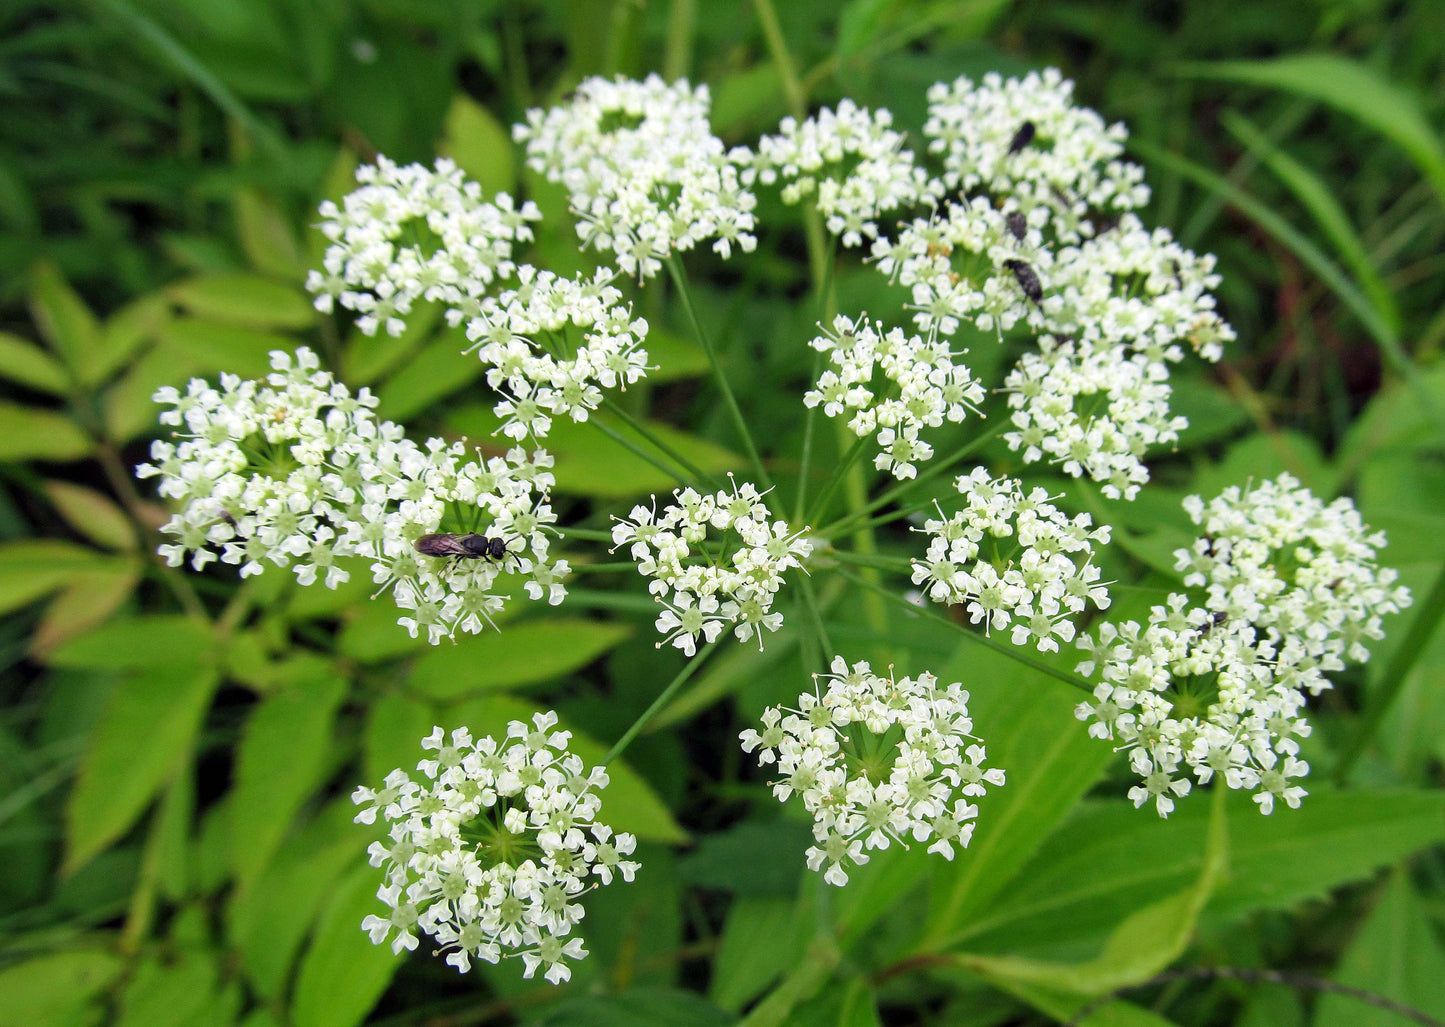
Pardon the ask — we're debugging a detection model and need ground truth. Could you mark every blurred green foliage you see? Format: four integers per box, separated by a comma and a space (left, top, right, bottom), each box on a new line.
1, 0, 1444, 1024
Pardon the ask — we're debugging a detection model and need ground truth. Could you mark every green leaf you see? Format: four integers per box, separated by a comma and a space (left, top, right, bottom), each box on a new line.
956, 787, 1228, 997
0, 331, 72, 395
438, 93, 516, 196
229, 663, 347, 885
375, 328, 485, 422
644, 329, 710, 383
115, 951, 225, 1027
65, 662, 219, 874
445, 695, 688, 844
0, 402, 93, 462
536, 989, 735, 1026
167, 274, 316, 331
49, 614, 218, 670
1178, 55, 1445, 208
29, 260, 104, 380
0, 949, 123, 1025
341, 302, 442, 385
44, 480, 137, 551
0, 539, 104, 616
678, 820, 812, 896
97, 292, 169, 385
362, 691, 436, 787
29, 563, 143, 659
837, 0, 896, 59
407, 619, 632, 699
1315, 869, 1445, 1027
710, 895, 808, 1012
336, 599, 431, 663
290, 862, 404, 1027
235, 189, 308, 281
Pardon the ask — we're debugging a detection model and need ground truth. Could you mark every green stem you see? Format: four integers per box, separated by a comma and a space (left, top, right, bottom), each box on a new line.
832, 568, 1095, 694
587, 416, 695, 488
750, 0, 806, 118
1335, 560, 1445, 783
793, 351, 825, 526
795, 574, 832, 668
569, 562, 646, 574
828, 550, 914, 573
806, 432, 870, 526
665, 256, 772, 488
602, 639, 721, 764
557, 526, 615, 542
602, 397, 714, 486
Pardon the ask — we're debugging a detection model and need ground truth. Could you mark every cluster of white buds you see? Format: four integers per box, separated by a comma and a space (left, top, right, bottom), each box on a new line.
137, 348, 568, 643
514, 74, 757, 278
353, 715, 639, 983
923, 67, 1148, 242
306, 157, 540, 336
610, 477, 813, 655
747, 100, 936, 247
463, 266, 651, 441
911, 468, 1112, 652
1075, 475, 1412, 816
741, 658, 1004, 886
803, 314, 987, 480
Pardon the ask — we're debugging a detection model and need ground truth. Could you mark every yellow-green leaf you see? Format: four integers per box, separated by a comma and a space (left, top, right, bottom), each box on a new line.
0, 331, 71, 395
236, 189, 308, 281
439, 93, 516, 196
29, 563, 142, 659
407, 619, 632, 699
0, 402, 93, 462
29, 260, 103, 377
375, 328, 484, 422
167, 274, 316, 331
291, 863, 404, 1027
49, 613, 218, 670
44, 480, 137, 551
0, 538, 103, 615
0, 949, 123, 1026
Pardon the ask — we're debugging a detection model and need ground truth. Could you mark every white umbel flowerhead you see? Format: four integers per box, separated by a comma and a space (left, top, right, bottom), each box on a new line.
924, 68, 1148, 242
912, 467, 1111, 652
138, 348, 569, 643
748, 100, 937, 248
514, 74, 757, 279
1074, 475, 1412, 816
804, 314, 986, 480
352, 714, 639, 982
610, 475, 812, 654
306, 157, 540, 336
741, 658, 1004, 886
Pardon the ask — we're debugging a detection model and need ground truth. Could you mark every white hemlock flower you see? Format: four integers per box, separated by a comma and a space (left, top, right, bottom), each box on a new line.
351, 715, 639, 981
741, 659, 1004, 885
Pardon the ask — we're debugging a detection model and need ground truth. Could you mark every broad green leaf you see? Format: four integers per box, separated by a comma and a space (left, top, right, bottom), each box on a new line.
678, 820, 813, 896
49, 614, 218, 670
439, 93, 516, 196
1222, 110, 1399, 338
65, 662, 219, 874
1178, 56, 1445, 208
0, 538, 104, 616
115, 951, 225, 1027
29, 260, 103, 378
649, 627, 797, 731
97, 292, 169, 384
341, 301, 441, 385
740, 936, 841, 1027
537, 989, 735, 1026
710, 895, 808, 1012
235, 189, 308, 281
956, 788, 1228, 997
0, 330, 71, 395
290, 862, 404, 1027
336, 599, 430, 663
285, 557, 374, 618
362, 690, 436, 787
229, 663, 347, 884
0, 402, 93, 462
407, 619, 632, 699
953, 790, 1445, 958
167, 274, 315, 331
791, 977, 883, 1027
375, 328, 485, 422
154, 770, 194, 902
1189, 430, 1336, 503
1315, 869, 1445, 1027
44, 480, 137, 551
837, 0, 895, 59
1171, 377, 1250, 450
644, 329, 709, 383
0, 949, 123, 1026
445, 695, 688, 844
228, 801, 368, 999
29, 563, 142, 659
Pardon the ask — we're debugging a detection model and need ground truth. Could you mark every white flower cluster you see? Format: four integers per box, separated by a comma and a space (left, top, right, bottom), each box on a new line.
353, 714, 639, 982
306, 157, 540, 336
137, 348, 568, 644
464, 266, 650, 441
748, 100, 935, 247
610, 477, 813, 655
1075, 475, 1412, 816
804, 314, 987, 480
741, 658, 1004, 886
515, 74, 757, 278
923, 67, 1148, 242
911, 468, 1112, 652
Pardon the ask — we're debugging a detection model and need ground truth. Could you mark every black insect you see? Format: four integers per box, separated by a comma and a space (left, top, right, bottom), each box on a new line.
1005, 210, 1028, 241
1198, 610, 1229, 639
1008, 120, 1036, 154
414, 532, 513, 566
1003, 259, 1042, 303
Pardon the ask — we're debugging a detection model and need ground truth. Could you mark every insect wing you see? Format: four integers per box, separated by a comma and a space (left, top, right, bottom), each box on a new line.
414, 533, 472, 558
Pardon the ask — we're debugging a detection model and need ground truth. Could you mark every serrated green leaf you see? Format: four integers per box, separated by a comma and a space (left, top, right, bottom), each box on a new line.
230, 664, 347, 885
167, 274, 315, 331
235, 189, 308, 281
0, 402, 93, 462
115, 951, 223, 1027
408, 619, 632, 699
537, 989, 735, 1027
44, 480, 137, 551
0, 331, 72, 395
49, 614, 217, 670
341, 302, 442, 385
439, 93, 516, 196
29, 260, 103, 379
30, 563, 142, 659
65, 662, 219, 874
0, 949, 123, 1025
336, 599, 430, 663
375, 328, 484, 422
644, 329, 709, 383
98, 292, 169, 385
0, 538, 105, 616
710, 895, 808, 1012
362, 690, 436, 787
290, 863, 404, 1027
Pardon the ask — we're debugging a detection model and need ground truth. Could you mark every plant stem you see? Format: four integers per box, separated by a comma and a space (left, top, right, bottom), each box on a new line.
665, 255, 772, 489
601, 397, 715, 486
832, 568, 1095, 694
806, 432, 870, 526
587, 416, 695, 488
602, 639, 721, 764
